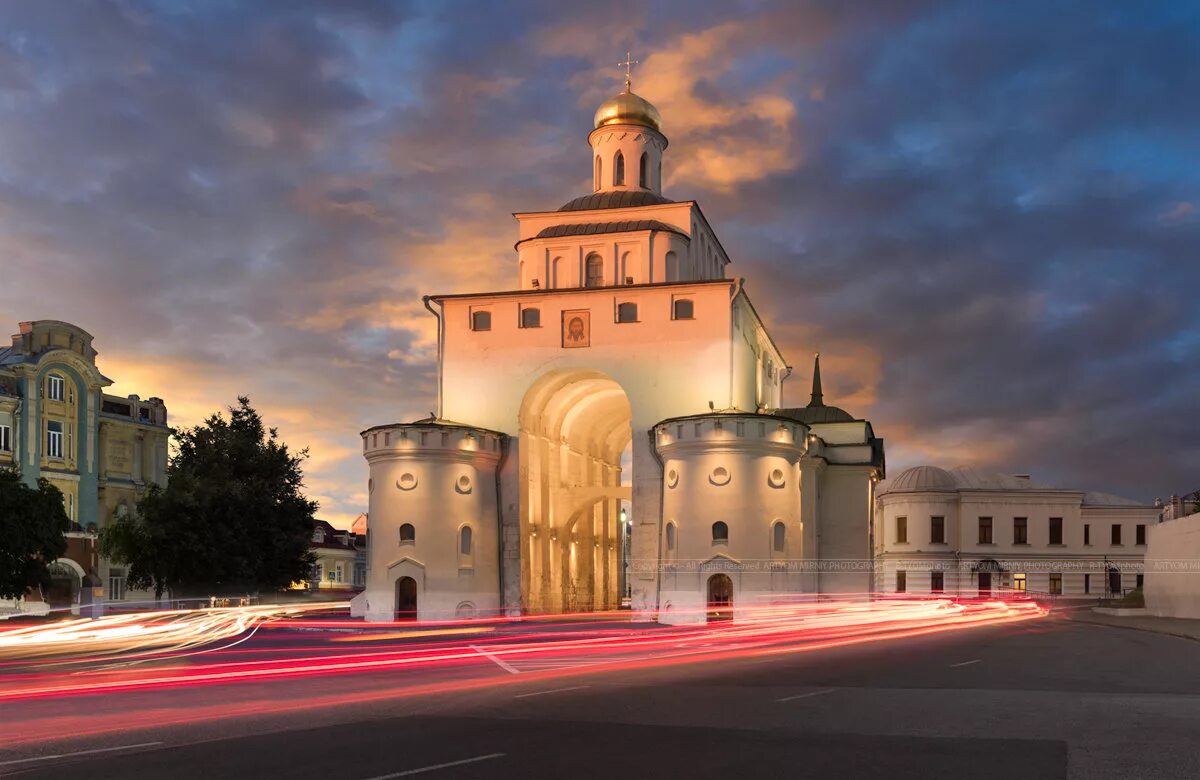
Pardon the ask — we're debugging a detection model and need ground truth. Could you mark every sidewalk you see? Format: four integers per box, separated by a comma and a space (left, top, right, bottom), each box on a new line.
1065, 609, 1200, 642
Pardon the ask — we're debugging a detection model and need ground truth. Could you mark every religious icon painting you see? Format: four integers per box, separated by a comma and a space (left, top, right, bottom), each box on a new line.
562, 309, 591, 348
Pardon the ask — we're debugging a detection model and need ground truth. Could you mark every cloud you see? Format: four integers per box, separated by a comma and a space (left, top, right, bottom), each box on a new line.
1, 0, 1197, 526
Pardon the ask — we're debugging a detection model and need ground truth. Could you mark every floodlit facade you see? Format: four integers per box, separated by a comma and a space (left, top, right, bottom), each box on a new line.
875, 466, 1159, 599
0, 320, 168, 614
354, 81, 885, 623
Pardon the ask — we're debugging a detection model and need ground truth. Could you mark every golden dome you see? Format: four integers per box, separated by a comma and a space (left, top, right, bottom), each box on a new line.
594, 88, 663, 132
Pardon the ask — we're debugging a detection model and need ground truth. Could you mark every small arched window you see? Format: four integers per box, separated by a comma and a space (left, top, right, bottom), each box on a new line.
520, 307, 541, 328
673, 299, 693, 320
639, 152, 648, 188
712, 521, 729, 543
471, 310, 491, 331
614, 151, 625, 186
616, 302, 638, 323
594, 155, 602, 191
666, 523, 676, 551
772, 521, 786, 553
459, 526, 473, 556
552, 256, 563, 288
665, 251, 679, 282
585, 254, 604, 288
399, 523, 415, 543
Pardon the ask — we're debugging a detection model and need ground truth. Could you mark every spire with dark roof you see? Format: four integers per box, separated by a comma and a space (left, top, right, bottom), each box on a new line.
808, 353, 823, 407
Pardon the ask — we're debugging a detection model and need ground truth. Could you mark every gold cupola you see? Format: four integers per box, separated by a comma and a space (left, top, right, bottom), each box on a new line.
593, 87, 663, 132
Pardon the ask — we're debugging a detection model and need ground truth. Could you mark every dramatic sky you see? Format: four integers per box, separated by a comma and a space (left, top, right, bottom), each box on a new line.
1, 1, 1196, 525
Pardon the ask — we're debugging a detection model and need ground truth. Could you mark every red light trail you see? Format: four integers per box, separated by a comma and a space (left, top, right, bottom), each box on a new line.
0, 596, 1044, 707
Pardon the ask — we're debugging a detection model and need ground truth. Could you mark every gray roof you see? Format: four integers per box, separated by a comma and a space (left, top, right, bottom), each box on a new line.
1082, 491, 1148, 507
774, 405, 856, 424
530, 220, 686, 243
879, 465, 1151, 506
558, 190, 675, 212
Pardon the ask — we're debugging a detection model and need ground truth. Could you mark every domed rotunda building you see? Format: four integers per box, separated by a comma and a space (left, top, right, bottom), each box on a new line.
354, 80, 885, 624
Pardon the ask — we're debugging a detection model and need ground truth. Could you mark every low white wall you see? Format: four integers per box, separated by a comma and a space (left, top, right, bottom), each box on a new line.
1144, 512, 1200, 619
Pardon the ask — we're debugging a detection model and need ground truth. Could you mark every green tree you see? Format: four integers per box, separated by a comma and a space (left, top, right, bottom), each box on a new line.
0, 466, 69, 600
101, 397, 317, 599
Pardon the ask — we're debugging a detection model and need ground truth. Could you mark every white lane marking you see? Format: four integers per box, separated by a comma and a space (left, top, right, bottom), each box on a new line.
362, 752, 506, 779
0, 741, 165, 767
776, 688, 836, 703
513, 685, 591, 699
950, 659, 982, 667
469, 644, 520, 674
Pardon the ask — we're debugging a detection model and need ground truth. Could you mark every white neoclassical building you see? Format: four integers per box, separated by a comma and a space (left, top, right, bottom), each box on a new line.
874, 466, 1160, 599
353, 78, 885, 624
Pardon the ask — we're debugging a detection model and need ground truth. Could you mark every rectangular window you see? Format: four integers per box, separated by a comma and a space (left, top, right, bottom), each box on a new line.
1136, 524, 1146, 545
672, 298, 694, 320
1111, 524, 1122, 545
978, 516, 993, 544
896, 570, 906, 593
108, 570, 126, 601
46, 421, 63, 459
470, 310, 492, 331
1084, 524, 1091, 545
1136, 574, 1144, 590
1049, 517, 1063, 545
930, 516, 945, 544
520, 307, 541, 328
896, 516, 907, 544
1013, 573, 1026, 592
930, 570, 944, 592
0, 423, 10, 452
1084, 574, 1091, 594
1049, 573, 1062, 595
616, 302, 638, 322
47, 375, 65, 401
1013, 517, 1028, 545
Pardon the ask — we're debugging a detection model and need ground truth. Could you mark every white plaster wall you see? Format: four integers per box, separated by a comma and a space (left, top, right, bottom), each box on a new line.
440, 283, 739, 434
656, 416, 805, 623
361, 428, 502, 622
817, 466, 875, 593
1145, 512, 1200, 618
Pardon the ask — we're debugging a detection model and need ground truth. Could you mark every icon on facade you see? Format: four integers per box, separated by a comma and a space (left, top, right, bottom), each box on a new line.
562, 309, 590, 348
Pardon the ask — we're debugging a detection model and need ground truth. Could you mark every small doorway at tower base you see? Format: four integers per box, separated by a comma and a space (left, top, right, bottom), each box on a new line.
395, 576, 418, 621
706, 573, 733, 622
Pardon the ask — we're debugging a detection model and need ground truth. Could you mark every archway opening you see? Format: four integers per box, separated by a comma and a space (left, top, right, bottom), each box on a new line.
395, 576, 418, 620
707, 573, 733, 622
519, 369, 632, 615
46, 560, 81, 608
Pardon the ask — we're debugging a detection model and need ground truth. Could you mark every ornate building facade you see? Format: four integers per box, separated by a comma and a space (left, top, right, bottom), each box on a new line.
354, 82, 885, 624
0, 320, 168, 611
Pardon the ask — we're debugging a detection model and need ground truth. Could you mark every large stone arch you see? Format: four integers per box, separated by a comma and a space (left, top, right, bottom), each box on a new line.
519, 369, 632, 614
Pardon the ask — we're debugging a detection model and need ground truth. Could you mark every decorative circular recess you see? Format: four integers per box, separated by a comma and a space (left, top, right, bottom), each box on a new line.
768, 468, 786, 488
709, 466, 731, 486
455, 474, 473, 494
396, 473, 417, 491
666, 468, 679, 488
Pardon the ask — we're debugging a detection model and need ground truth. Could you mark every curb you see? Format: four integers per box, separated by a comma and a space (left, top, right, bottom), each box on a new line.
1064, 613, 1200, 644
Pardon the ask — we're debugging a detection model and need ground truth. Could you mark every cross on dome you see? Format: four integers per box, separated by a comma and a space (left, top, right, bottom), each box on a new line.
618, 51, 639, 91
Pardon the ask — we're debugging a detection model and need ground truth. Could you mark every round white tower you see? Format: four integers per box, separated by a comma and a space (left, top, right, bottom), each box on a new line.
653, 413, 810, 624
588, 73, 668, 194
356, 421, 507, 622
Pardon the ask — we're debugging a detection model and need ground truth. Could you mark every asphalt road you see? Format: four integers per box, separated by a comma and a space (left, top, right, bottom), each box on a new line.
1, 612, 1197, 780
